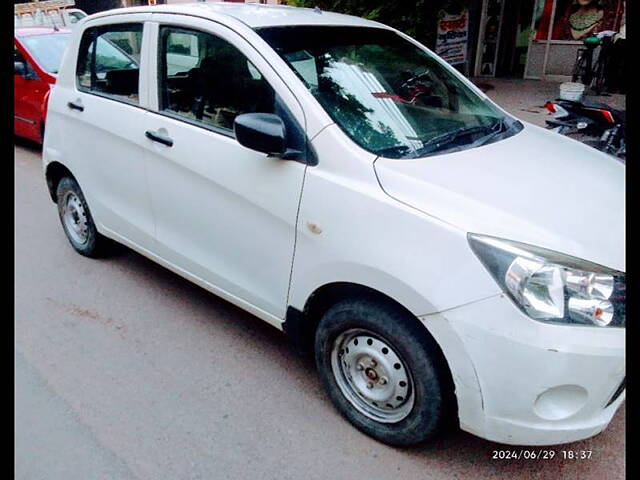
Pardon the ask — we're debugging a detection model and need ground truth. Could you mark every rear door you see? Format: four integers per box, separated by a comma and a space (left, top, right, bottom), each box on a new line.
142, 16, 308, 321
48, 16, 156, 249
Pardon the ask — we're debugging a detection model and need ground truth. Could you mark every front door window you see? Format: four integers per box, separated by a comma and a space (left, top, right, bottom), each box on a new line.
158, 26, 276, 134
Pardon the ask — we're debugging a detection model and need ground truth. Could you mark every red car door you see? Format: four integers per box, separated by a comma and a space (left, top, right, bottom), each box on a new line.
14, 29, 70, 143
14, 44, 48, 142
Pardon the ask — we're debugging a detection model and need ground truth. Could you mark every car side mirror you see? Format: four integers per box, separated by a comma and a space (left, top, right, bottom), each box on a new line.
234, 113, 287, 157
14, 61, 27, 77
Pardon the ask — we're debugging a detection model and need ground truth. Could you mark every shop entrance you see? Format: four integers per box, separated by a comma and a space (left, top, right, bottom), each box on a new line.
495, 0, 535, 77
474, 0, 535, 78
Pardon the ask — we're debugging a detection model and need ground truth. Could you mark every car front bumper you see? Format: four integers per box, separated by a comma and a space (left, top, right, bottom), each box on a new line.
420, 294, 625, 446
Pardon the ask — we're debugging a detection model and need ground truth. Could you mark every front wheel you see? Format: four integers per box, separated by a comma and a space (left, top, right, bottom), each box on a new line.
315, 297, 454, 446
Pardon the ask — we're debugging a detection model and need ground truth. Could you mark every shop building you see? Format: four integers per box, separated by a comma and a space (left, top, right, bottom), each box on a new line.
469, 0, 625, 80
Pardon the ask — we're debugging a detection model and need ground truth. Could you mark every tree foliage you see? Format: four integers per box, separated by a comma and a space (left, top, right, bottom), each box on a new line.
285, 0, 470, 48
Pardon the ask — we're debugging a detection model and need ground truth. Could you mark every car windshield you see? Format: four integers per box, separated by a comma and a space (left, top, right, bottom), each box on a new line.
67, 11, 86, 24
258, 26, 521, 159
20, 33, 70, 74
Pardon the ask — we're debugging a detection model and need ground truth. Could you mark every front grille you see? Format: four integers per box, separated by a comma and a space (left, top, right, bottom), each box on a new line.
605, 377, 625, 408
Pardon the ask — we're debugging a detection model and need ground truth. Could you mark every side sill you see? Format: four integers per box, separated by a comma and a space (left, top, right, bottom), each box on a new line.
99, 225, 285, 331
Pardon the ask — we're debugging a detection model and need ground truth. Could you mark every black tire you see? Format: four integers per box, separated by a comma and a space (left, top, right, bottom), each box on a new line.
56, 176, 111, 257
315, 296, 455, 447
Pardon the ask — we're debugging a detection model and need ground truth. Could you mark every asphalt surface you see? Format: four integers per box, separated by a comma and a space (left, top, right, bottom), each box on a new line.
15, 140, 625, 480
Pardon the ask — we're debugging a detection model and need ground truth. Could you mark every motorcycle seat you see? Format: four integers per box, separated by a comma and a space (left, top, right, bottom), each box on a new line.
555, 99, 625, 123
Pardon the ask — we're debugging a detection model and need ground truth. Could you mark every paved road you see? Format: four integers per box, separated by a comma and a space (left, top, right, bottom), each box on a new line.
15, 141, 624, 480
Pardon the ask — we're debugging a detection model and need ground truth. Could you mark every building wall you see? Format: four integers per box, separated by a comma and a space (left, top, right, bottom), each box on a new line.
472, 0, 625, 80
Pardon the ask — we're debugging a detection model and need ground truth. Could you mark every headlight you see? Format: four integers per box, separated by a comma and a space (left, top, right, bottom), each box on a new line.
468, 234, 625, 327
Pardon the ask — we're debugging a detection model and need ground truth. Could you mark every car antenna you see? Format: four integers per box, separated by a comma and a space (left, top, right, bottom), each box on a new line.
314, 6, 322, 14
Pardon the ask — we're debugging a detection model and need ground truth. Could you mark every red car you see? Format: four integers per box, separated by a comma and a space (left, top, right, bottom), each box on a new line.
14, 27, 71, 143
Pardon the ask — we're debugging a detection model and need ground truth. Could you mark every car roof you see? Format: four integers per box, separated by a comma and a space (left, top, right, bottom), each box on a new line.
15, 26, 71, 37
92, 2, 387, 30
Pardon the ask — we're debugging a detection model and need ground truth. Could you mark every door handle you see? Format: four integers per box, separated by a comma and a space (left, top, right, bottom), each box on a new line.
145, 130, 174, 147
67, 100, 84, 112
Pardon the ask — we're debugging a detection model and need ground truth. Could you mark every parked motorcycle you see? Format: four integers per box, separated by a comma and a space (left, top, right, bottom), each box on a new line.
545, 99, 625, 161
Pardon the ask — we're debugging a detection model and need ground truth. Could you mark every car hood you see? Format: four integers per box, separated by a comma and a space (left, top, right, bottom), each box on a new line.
374, 123, 625, 271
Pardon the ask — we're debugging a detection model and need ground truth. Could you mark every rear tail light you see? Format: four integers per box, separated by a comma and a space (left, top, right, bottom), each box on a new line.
597, 109, 615, 124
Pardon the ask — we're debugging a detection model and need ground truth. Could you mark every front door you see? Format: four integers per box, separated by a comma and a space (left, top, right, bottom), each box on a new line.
143, 19, 307, 320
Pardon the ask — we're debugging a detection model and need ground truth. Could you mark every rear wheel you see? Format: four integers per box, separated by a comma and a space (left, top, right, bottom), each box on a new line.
56, 176, 112, 257
315, 296, 454, 446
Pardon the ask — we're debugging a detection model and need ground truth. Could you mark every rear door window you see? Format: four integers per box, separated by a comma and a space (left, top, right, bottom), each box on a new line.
76, 24, 142, 105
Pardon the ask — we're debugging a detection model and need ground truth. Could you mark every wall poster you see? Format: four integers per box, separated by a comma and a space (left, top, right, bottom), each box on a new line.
534, 0, 625, 42
435, 9, 470, 66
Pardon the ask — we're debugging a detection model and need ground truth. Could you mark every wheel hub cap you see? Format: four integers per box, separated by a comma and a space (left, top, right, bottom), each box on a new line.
62, 191, 89, 245
365, 368, 378, 381
331, 329, 415, 423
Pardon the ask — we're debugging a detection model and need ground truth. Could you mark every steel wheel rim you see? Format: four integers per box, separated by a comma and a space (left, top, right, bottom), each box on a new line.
331, 328, 415, 423
61, 191, 89, 245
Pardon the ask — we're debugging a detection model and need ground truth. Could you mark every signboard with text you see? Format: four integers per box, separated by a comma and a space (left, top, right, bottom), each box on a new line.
435, 9, 469, 66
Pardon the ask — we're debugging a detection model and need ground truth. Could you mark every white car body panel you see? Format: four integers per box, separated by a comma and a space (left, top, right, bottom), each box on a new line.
141, 15, 307, 319
375, 122, 625, 272
43, 3, 625, 446
46, 15, 156, 248
422, 295, 625, 445
108, 2, 386, 29
288, 124, 501, 317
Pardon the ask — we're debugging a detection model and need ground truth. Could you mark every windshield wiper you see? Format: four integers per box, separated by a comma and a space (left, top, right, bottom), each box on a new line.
476, 118, 510, 146
376, 119, 510, 159
415, 119, 507, 156
377, 145, 412, 158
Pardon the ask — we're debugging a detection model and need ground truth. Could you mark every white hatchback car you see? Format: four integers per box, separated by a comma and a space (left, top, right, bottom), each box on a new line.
43, 2, 625, 447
